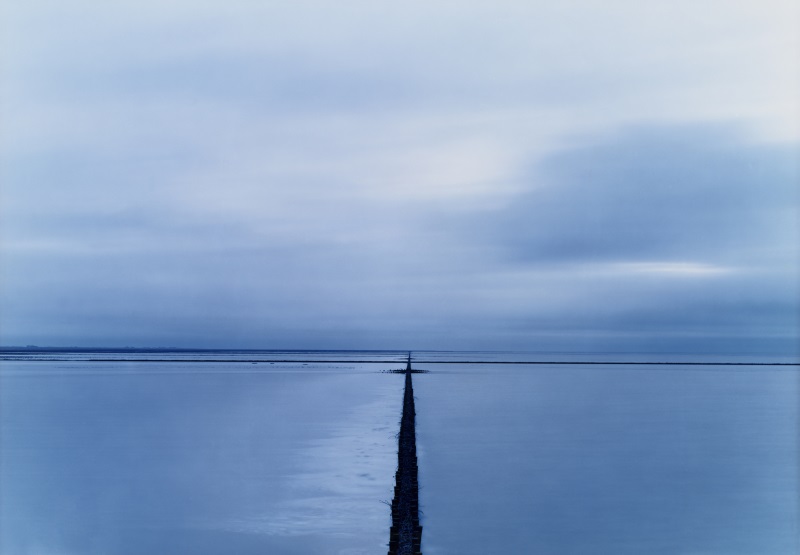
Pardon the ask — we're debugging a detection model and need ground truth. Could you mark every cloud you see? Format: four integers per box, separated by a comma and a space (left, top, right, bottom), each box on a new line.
2, 124, 797, 351
1, 0, 798, 350
477, 124, 798, 267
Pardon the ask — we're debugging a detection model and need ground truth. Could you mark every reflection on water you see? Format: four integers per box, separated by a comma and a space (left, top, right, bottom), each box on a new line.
416, 364, 798, 555
2, 352, 797, 555
0, 360, 402, 555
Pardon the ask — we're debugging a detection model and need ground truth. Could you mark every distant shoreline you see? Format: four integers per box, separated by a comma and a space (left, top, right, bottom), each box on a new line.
0, 357, 796, 366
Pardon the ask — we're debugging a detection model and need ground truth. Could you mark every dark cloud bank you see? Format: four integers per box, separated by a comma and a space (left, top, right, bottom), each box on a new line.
495, 125, 796, 263
456, 124, 798, 353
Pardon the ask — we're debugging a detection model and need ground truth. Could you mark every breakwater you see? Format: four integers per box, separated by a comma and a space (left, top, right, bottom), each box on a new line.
388, 359, 422, 555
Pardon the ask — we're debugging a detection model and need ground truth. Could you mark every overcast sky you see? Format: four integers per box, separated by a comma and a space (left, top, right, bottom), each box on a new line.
1, 0, 798, 352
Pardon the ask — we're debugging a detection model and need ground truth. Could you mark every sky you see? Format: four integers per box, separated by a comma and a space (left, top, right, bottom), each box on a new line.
1, 0, 799, 352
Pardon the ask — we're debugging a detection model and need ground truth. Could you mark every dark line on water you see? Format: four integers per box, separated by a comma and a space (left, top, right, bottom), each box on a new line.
1, 358, 796, 366
413, 360, 799, 366
388, 356, 422, 555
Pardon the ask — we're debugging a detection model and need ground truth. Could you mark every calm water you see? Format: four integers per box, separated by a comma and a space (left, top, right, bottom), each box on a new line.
0, 353, 405, 555
1, 351, 797, 554
415, 363, 798, 555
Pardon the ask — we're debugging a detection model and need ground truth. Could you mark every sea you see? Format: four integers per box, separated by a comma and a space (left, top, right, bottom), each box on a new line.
1, 349, 797, 555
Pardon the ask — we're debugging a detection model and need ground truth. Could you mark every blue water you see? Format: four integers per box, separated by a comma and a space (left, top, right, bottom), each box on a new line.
0, 353, 404, 555
415, 363, 798, 554
1, 350, 797, 554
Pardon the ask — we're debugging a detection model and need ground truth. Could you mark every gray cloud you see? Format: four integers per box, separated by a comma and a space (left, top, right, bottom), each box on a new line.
2, 123, 797, 352
414, 124, 799, 352
479, 125, 797, 265
1, 1, 798, 351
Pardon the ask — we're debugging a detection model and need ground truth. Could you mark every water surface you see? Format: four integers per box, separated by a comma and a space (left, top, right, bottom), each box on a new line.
415, 363, 798, 554
1, 356, 403, 555
2, 351, 797, 555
